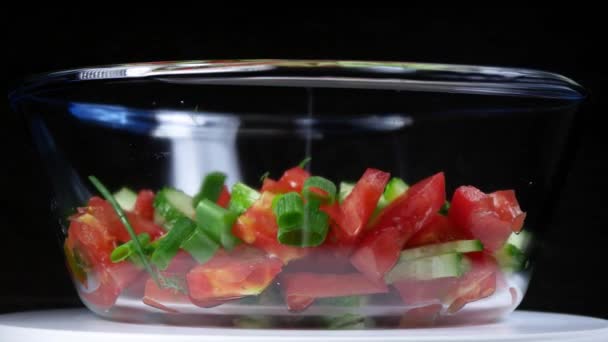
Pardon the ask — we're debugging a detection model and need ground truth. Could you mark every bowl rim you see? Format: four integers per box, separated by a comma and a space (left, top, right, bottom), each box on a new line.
11, 59, 585, 101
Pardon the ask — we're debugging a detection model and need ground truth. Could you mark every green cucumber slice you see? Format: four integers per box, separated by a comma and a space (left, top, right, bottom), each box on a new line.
398, 240, 483, 262
385, 253, 469, 284
154, 187, 195, 226
113, 187, 137, 211
383, 178, 409, 203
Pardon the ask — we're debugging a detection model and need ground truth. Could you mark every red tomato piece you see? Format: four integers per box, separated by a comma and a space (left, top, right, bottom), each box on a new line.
261, 167, 310, 194
67, 214, 115, 266
449, 186, 525, 251
335, 168, 390, 240
445, 253, 498, 314
350, 172, 446, 280
489, 190, 526, 233
216, 185, 231, 208
187, 246, 282, 304
406, 214, 471, 248
281, 272, 388, 312
279, 166, 310, 192
232, 192, 308, 263
134, 190, 155, 220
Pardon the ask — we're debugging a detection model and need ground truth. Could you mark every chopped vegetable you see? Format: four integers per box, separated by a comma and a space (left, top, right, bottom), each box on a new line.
113, 187, 137, 211
110, 233, 151, 263
397, 239, 483, 262
229, 182, 261, 215
195, 199, 239, 250
151, 217, 196, 270
385, 253, 469, 284
338, 182, 355, 203
193, 171, 227, 207
273, 193, 329, 247
302, 176, 337, 204
350, 172, 446, 281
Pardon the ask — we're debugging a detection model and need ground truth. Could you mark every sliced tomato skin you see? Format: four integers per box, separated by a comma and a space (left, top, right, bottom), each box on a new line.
134, 190, 155, 221
449, 186, 525, 251
281, 272, 388, 312
350, 172, 446, 280
232, 192, 308, 263
334, 168, 390, 240
217, 185, 231, 208
406, 214, 471, 248
187, 246, 282, 303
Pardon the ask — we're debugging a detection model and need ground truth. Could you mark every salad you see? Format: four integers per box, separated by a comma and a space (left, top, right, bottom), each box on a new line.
64, 160, 530, 327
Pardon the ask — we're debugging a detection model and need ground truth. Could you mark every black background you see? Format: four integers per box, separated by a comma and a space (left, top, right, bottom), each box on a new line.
4, 8, 607, 318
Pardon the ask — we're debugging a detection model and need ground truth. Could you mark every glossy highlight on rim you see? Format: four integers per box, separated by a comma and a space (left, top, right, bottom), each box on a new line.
12, 60, 585, 101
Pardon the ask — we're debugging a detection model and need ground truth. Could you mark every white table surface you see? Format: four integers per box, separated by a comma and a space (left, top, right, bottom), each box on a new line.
0, 309, 606, 342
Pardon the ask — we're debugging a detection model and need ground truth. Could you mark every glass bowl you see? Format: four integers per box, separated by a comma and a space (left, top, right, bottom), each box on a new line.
10, 60, 584, 328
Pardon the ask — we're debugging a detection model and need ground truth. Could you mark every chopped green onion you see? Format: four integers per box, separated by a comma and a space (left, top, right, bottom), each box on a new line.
88, 176, 159, 285
298, 156, 312, 169
228, 182, 261, 215
180, 230, 219, 264
150, 217, 196, 270
110, 233, 151, 263
275, 196, 329, 247
302, 176, 337, 204
338, 182, 355, 203
196, 199, 240, 250
193, 171, 226, 207
438, 201, 451, 216
272, 192, 304, 229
